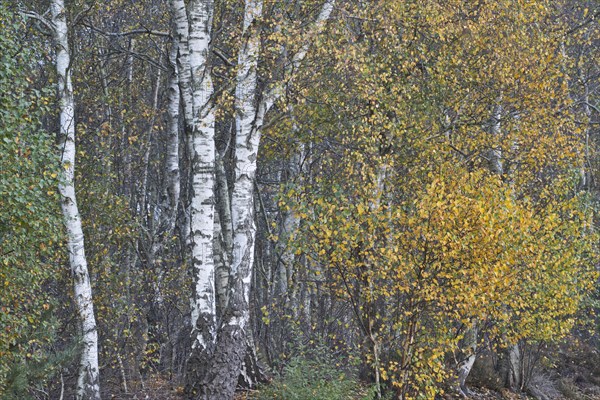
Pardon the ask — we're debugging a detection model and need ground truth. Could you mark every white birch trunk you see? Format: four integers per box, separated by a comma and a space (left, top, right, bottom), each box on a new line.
229, 0, 264, 332
197, 1, 265, 396
277, 139, 303, 298
457, 322, 478, 397
200, 2, 336, 397
123, 38, 135, 199
171, 0, 194, 252
187, 0, 217, 354
228, 0, 336, 332
172, 0, 217, 350
507, 341, 523, 391
151, 41, 182, 264
488, 104, 503, 175
140, 58, 162, 218
165, 41, 182, 236
51, 1, 101, 399
172, 0, 194, 133
171, 0, 219, 395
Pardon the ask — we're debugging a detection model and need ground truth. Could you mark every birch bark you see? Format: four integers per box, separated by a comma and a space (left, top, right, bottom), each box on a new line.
187, 0, 217, 355
165, 41, 182, 236
215, 154, 233, 314
171, 0, 219, 395
51, 1, 101, 398
200, 1, 336, 397
196, 2, 265, 397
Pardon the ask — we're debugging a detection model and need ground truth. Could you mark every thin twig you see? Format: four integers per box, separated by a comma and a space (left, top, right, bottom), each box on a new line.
212, 47, 235, 67
82, 22, 170, 38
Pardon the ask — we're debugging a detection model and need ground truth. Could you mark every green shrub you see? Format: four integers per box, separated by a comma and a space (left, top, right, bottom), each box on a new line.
255, 351, 376, 400
0, 4, 64, 397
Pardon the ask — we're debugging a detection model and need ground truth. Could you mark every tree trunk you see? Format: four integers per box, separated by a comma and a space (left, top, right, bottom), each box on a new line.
201, 2, 336, 397
457, 323, 478, 397
171, 0, 219, 396
277, 144, 304, 298
189, 2, 216, 360
199, 1, 264, 396
165, 40, 181, 235
487, 104, 503, 176
215, 154, 233, 315
507, 341, 522, 391
51, 1, 101, 399
183, 1, 335, 396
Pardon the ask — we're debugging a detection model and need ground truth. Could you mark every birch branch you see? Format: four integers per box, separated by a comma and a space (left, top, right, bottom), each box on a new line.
82, 22, 170, 38
19, 10, 54, 32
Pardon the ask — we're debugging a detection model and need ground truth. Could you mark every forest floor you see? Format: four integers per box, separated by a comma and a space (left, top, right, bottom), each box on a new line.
116, 336, 600, 400
122, 378, 600, 400
120, 383, 600, 400
119, 380, 600, 400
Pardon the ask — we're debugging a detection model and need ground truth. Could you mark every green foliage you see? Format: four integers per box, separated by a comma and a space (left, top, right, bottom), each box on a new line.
1, 322, 77, 400
255, 349, 373, 400
0, 4, 64, 396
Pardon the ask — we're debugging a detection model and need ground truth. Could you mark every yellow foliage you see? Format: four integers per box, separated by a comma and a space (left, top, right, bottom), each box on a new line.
275, 0, 598, 397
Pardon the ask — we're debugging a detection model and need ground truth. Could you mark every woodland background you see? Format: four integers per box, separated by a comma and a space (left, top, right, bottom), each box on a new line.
1, 0, 600, 399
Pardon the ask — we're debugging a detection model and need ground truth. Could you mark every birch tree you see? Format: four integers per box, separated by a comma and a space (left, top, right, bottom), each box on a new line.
277, 1, 596, 398
51, 0, 101, 398
169, 0, 219, 394
189, 1, 336, 397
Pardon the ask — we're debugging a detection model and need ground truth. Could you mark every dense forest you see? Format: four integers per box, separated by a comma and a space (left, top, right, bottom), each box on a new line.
1, 0, 600, 399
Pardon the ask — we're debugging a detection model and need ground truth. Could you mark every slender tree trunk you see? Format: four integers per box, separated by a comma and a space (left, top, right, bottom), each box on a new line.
199, 1, 264, 397
150, 41, 181, 291
171, 0, 219, 396
506, 341, 523, 391
277, 143, 303, 298
457, 322, 478, 397
201, 3, 336, 397
215, 154, 233, 315
487, 104, 503, 176
165, 41, 182, 235
51, 1, 101, 399
123, 38, 135, 200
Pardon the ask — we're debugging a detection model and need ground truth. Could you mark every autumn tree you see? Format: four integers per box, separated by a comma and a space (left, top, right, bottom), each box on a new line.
19, 0, 104, 397
278, 0, 597, 397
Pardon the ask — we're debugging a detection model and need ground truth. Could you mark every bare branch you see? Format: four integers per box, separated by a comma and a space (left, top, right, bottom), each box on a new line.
212, 46, 235, 67
72, 3, 94, 26
20, 10, 54, 32
82, 22, 170, 38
